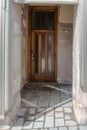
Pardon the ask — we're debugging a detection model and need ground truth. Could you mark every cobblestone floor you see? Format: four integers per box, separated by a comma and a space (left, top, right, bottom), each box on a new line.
11, 84, 87, 130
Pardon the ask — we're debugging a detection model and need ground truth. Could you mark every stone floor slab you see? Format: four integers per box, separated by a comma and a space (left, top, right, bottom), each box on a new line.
28, 108, 36, 115
17, 108, 27, 117
11, 118, 24, 130
22, 121, 33, 129
55, 112, 64, 118
65, 114, 71, 120
64, 108, 72, 113
44, 116, 54, 128
38, 101, 49, 107
49, 128, 58, 130
36, 115, 45, 122
68, 126, 78, 130
65, 120, 77, 126
55, 119, 64, 127
33, 121, 44, 128
40, 129, 48, 130
79, 125, 87, 130
46, 111, 54, 116
59, 127, 67, 130
55, 107, 63, 112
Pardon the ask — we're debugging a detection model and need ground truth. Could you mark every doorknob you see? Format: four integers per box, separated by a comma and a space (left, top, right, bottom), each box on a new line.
32, 53, 35, 60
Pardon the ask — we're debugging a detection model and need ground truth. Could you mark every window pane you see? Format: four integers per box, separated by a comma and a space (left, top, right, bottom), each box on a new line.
40, 12, 46, 29
32, 11, 41, 29
35, 35, 38, 74
41, 35, 45, 74
32, 11, 55, 30
47, 11, 55, 30
48, 34, 52, 74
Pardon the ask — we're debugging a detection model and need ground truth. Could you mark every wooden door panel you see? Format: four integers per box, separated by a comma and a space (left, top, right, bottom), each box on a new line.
31, 31, 54, 82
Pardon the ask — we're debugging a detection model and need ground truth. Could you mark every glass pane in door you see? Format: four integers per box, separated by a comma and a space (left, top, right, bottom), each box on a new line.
48, 34, 52, 74
32, 11, 55, 30
41, 35, 45, 74
47, 11, 55, 30
35, 34, 38, 74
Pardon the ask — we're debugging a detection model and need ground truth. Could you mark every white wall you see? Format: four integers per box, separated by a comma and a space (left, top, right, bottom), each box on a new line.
81, 0, 87, 92
73, 0, 87, 124
0, 0, 2, 115
21, 6, 29, 90
57, 5, 73, 83
0, 0, 5, 117
7, 2, 22, 123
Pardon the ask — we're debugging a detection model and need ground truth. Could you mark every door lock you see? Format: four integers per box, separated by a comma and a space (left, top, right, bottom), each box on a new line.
32, 53, 35, 60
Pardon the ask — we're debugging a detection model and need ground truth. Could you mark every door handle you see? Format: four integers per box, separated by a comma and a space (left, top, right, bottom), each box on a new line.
32, 53, 35, 60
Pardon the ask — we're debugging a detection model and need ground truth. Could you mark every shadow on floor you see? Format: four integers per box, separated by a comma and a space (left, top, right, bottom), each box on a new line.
21, 84, 72, 122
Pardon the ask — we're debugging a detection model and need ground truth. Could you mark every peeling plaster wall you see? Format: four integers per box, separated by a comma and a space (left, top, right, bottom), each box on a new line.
57, 5, 73, 83
0, 0, 2, 115
8, 2, 22, 122
21, 6, 28, 90
81, 0, 87, 92
73, 0, 87, 124
4, 2, 29, 124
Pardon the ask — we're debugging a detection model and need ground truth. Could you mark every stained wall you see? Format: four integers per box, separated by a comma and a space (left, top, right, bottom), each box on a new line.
57, 5, 73, 83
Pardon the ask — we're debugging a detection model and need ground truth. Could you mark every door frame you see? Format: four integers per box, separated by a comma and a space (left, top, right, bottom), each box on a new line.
28, 6, 58, 82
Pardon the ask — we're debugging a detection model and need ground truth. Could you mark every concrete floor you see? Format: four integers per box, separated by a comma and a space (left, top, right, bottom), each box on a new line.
11, 84, 87, 130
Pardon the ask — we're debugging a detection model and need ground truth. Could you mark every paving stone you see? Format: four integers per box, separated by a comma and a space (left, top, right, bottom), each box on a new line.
62, 102, 72, 107
79, 125, 87, 130
38, 101, 49, 107
29, 129, 38, 130
17, 108, 27, 117
50, 96, 60, 100
28, 129, 39, 130
55, 112, 64, 118
50, 100, 60, 107
65, 120, 77, 126
36, 115, 45, 121
36, 107, 46, 113
44, 116, 54, 128
68, 126, 78, 130
26, 115, 35, 121
22, 121, 33, 129
30, 101, 38, 105
39, 95, 49, 101
40, 129, 48, 130
65, 114, 71, 120
55, 107, 63, 112
33, 121, 44, 128
11, 118, 24, 130
64, 108, 72, 113
61, 96, 69, 102
55, 119, 64, 127
28, 108, 36, 115
59, 127, 67, 130
46, 111, 54, 116
30, 96, 39, 101
23, 101, 37, 107
49, 128, 58, 130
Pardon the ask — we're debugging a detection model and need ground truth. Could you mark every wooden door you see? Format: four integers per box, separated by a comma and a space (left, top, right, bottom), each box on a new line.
31, 30, 54, 82
29, 6, 58, 82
